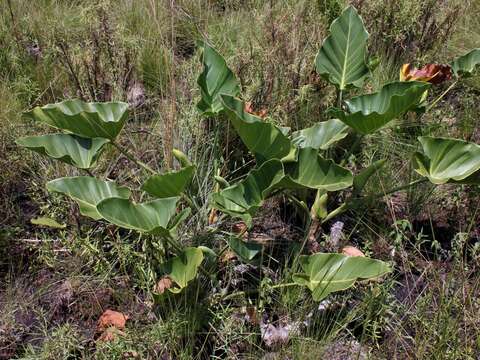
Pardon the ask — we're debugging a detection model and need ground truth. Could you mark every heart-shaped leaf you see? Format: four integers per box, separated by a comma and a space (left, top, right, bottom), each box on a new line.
47, 177, 131, 220
279, 148, 353, 191
291, 119, 349, 150
97, 197, 180, 234
221, 95, 297, 163
197, 41, 241, 115
211, 159, 285, 227
329, 81, 430, 134
451, 48, 480, 77
293, 253, 391, 301
161, 247, 204, 293
16, 134, 109, 169
25, 99, 128, 140
413, 136, 480, 184
142, 166, 195, 198
315, 6, 369, 90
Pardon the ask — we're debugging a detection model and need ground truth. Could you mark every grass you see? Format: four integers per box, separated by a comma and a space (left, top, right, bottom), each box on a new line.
1, 0, 480, 358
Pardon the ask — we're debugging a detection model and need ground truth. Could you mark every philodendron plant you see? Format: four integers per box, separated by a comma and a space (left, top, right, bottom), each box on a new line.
196, 7, 480, 300
17, 6, 480, 303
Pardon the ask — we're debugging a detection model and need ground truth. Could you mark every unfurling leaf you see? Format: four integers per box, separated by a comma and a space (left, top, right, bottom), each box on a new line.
315, 6, 370, 90
400, 63, 452, 84
413, 136, 480, 184
293, 253, 391, 301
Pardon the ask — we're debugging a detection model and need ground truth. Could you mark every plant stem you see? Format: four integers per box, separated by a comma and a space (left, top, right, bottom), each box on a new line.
371, 178, 428, 199
321, 202, 348, 224
111, 141, 156, 174
218, 282, 299, 302
426, 80, 458, 112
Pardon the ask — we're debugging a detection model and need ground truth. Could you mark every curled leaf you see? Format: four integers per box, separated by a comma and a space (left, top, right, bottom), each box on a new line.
400, 63, 452, 84
244, 101, 267, 118
96, 309, 128, 332
154, 277, 173, 295
341, 246, 365, 257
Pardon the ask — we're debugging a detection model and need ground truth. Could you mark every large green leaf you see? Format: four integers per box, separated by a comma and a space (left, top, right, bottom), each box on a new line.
211, 159, 284, 227
291, 119, 349, 150
16, 134, 109, 169
25, 99, 128, 140
451, 48, 480, 77
413, 136, 480, 184
329, 81, 430, 134
228, 236, 263, 263
315, 6, 369, 90
97, 197, 180, 234
161, 247, 204, 293
46, 177, 131, 220
142, 166, 195, 198
221, 95, 297, 163
293, 253, 391, 301
279, 148, 353, 191
197, 41, 241, 115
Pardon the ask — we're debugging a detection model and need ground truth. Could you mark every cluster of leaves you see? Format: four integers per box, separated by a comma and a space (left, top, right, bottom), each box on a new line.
16, 6, 480, 303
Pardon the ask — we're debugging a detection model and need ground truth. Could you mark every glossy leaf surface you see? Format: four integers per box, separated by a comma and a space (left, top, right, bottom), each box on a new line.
413, 136, 480, 184
97, 197, 180, 234
197, 41, 240, 115
47, 176, 131, 220
280, 148, 353, 191
221, 95, 296, 163
291, 119, 349, 150
25, 99, 128, 139
142, 166, 195, 198
293, 253, 391, 301
161, 247, 204, 293
16, 134, 108, 169
315, 6, 369, 90
330, 81, 430, 134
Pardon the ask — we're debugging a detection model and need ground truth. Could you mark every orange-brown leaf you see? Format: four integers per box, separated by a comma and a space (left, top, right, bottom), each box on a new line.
400, 63, 452, 85
244, 101, 267, 118
341, 246, 365, 257
154, 276, 173, 294
96, 309, 128, 332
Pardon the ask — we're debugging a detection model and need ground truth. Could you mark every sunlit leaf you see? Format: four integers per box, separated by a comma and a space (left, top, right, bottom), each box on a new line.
221, 95, 297, 163
291, 119, 349, 150
197, 41, 241, 115
315, 6, 369, 90
16, 134, 108, 169
161, 247, 204, 293
25, 99, 128, 140
293, 253, 391, 301
400, 63, 452, 84
279, 148, 353, 191
142, 166, 195, 198
451, 48, 480, 77
46, 176, 131, 220
329, 81, 430, 134
413, 136, 480, 184
97, 197, 180, 234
